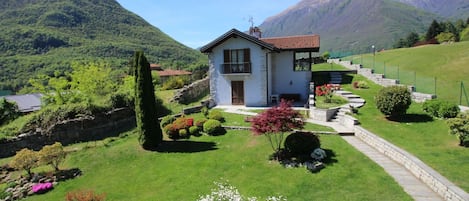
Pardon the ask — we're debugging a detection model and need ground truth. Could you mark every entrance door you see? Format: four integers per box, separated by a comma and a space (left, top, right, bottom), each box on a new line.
231, 81, 244, 105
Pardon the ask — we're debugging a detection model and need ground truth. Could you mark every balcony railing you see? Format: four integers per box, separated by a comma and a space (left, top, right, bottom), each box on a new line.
221, 63, 251, 74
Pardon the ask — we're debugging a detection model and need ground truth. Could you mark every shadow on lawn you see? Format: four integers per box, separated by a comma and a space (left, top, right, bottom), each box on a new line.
386, 113, 433, 123
323, 149, 338, 165
155, 140, 218, 153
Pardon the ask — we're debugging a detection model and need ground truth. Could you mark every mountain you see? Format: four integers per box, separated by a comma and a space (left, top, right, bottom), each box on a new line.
0, 0, 204, 91
258, 0, 442, 53
395, 0, 469, 19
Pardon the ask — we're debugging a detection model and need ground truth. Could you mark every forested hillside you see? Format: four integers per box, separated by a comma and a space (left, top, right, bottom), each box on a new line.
0, 0, 205, 91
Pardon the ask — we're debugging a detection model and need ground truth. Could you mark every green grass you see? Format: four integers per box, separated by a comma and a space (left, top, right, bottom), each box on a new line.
343, 41, 469, 106
314, 95, 348, 109
16, 129, 411, 201
343, 74, 469, 192
312, 63, 348, 71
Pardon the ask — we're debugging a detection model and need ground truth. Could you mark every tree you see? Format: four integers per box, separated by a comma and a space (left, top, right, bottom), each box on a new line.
426, 20, 443, 41
406, 32, 420, 47
447, 111, 469, 147
133, 50, 162, 150
9, 148, 38, 178
375, 86, 411, 117
251, 100, 304, 160
0, 98, 19, 125
69, 62, 116, 100
38, 142, 66, 171
436, 32, 456, 43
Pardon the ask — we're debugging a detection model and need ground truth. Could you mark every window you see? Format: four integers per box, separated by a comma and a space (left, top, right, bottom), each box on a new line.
222, 49, 251, 74
294, 51, 312, 71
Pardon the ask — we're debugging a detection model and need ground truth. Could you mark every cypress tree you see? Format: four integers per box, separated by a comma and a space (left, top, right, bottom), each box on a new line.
133, 50, 162, 150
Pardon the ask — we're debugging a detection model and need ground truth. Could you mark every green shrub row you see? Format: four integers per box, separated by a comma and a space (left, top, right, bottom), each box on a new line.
423, 99, 460, 118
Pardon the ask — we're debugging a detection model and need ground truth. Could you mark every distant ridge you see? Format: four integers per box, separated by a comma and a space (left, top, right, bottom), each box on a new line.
259, 0, 466, 53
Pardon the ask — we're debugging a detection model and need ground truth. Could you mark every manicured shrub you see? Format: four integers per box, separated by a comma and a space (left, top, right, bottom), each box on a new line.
179, 129, 188, 138
163, 116, 192, 140
447, 111, 469, 147
203, 119, 224, 136
353, 81, 369, 89
38, 142, 66, 171
189, 126, 200, 136
195, 118, 207, 128
65, 189, 106, 201
160, 115, 176, 128
375, 86, 411, 117
284, 131, 320, 156
9, 148, 38, 178
423, 99, 460, 118
208, 110, 224, 122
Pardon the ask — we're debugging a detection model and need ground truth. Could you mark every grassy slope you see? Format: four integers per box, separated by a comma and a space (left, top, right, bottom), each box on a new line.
345, 41, 469, 105
19, 129, 411, 201
343, 75, 469, 191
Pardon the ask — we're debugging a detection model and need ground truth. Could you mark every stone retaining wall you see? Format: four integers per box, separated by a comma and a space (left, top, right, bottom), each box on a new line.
354, 126, 469, 201
328, 59, 436, 102
171, 77, 209, 104
0, 108, 136, 158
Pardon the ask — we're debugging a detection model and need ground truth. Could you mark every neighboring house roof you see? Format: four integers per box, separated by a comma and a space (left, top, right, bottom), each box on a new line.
261, 35, 320, 51
155, 69, 192, 77
150, 64, 163, 71
200, 28, 320, 53
2, 93, 43, 113
200, 29, 277, 53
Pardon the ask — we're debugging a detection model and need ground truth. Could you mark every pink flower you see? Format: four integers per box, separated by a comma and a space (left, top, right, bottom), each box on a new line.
32, 182, 53, 194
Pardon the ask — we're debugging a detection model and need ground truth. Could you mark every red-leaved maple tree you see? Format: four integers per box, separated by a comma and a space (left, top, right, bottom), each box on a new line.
251, 99, 304, 160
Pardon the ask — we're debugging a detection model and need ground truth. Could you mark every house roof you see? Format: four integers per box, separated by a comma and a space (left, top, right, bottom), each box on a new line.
155, 69, 192, 77
200, 28, 320, 53
261, 35, 320, 51
150, 64, 163, 71
2, 93, 43, 113
200, 29, 277, 53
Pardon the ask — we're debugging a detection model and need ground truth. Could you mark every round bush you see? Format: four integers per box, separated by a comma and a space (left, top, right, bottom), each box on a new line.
189, 125, 199, 136
203, 119, 224, 136
178, 129, 189, 138
423, 99, 460, 118
160, 115, 176, 128
284, 131, 321, 156
375, 86, 411, 117
208, 110, 224, 122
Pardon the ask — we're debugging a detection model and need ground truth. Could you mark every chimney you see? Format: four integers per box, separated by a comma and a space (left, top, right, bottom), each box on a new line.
249, 26, 262, 38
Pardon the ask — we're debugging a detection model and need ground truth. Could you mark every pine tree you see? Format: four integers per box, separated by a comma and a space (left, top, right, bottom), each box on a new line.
426, 20, 443, 41
133, 50, 162, 150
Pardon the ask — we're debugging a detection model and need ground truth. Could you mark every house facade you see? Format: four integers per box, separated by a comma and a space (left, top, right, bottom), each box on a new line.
200, 29, 320, 107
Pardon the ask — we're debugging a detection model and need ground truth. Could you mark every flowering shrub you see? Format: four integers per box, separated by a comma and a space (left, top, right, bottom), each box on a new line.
32, 182, 53, 194
163, 116, 193, 140
197, 181, 286, 201
315, 84, 335, 103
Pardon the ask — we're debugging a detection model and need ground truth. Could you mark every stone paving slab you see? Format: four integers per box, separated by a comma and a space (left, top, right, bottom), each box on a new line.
342, 136, 443, 201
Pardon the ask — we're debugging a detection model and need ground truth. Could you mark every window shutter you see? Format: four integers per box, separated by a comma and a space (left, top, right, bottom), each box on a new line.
224, 49, 230, 63
243, 48, 250, 63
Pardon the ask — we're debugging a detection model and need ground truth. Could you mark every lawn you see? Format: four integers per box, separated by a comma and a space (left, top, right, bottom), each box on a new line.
312, 62, 348, 71
342, 74, 469, 192
342, 41, 469, 106
15, 128, 411, 201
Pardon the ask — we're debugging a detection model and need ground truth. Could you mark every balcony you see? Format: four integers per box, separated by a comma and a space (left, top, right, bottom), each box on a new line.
221, 63, 251, 74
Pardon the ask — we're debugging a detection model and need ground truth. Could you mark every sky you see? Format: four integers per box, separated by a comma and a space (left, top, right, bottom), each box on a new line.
115, 0, 301, 49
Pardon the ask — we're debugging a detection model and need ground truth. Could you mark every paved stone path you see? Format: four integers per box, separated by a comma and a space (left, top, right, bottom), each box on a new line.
217, 105, 445, 201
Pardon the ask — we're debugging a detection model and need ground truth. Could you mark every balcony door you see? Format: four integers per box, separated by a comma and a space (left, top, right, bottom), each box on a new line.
231, 81, 244, 105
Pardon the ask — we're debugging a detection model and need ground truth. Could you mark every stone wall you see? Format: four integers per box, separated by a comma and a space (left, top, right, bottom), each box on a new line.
0, 108, 136, 158
328, 59, 436, 102
354, 126, 469, 201
171, 77, 209, 104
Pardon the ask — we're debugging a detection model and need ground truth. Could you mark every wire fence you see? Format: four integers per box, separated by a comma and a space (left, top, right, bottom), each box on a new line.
339, 54, 469, 106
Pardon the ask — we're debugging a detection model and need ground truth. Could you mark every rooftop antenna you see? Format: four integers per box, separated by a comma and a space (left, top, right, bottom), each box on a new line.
249, 16, 254, 28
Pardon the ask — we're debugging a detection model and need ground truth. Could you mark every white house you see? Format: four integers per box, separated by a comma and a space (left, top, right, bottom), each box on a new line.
200, 28, 320, 107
